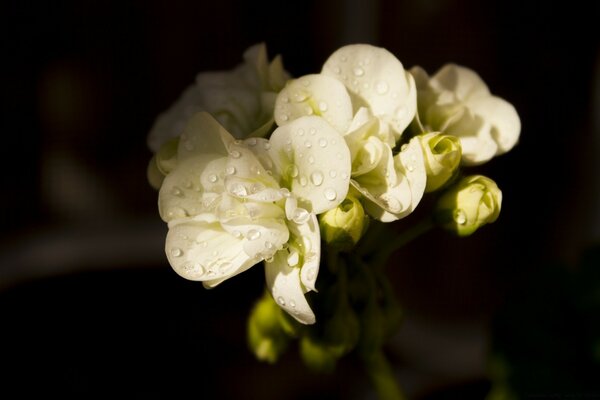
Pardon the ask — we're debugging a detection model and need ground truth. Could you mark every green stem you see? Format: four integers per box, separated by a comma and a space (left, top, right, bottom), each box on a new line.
363, 351, 407, 400
371, 217, 434, 271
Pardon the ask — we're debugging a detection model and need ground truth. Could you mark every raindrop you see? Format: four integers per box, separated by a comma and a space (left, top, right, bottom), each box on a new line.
184, 181, 193, 189
208, 174, 218, 183
310, 171, 324, 186
280, 188, 291, 197
318, 138, 328, 148
232, 230, 242, 239
247, 138, 257, 146
334, 66, 341, 74
219, 262, 232, 272
318, 102, 328, 112
225, 166, 236, 175
247, 229, 261, 240
292, 208, 310, 224
376, 81, 389, 94
171, 187, 183, 197
301, 80, 311, 87
305, 106, 314, 115
299, 176, 308, 186
324, 188, 337, 201
287, 164, 299, 178
308, 155, 315, 164
329, 170, 337, 178
306, 267, 316, 281
309, 128, 316, 135
170, 248, 183, 257
230, 183, 248, 197
297, 128, 305, 136
277, 297, 286, 306
281, 114, 289, 121
407, 164, 415, 172
230, 150, 241, 158
265, 241, 274, 250
304, 140, 312, 148
454, 210, 467, 225
294, 93, 307, 102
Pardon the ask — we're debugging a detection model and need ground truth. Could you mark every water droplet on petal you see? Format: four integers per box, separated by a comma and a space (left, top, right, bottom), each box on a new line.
310, 171, 324, 186
265, 241, 274, 250
308, 155, 315, 164
281, 114, 289, 121
329, 170, 337, 178
247, 138, 257, 146
299, 176, 308, 186
290, 300, 296, 308
353, 66, 365, 77
282, 96, 290, 103
333, 66, 341, 74
306, 267, 316, 281
230, 183, 248, 197
294, 92, 307, 102
318, 102, 328, 112
292, 208, 310, 224
170, 248, 183, 257
263, 142, 271, 150
232, 230, 242, 239
230, 150, 241, 158
309, 128, 316, 135
304, 106, 314, 115
171, 187, 183, 197
208, 174, 218, 183
277, 296, 286, 306
247, 229, 261, 240
318, 138, 328, 148
280, 188, 291, 197
304, 140, 312, 148
376, 81, 389, 94
287, 164, 299, 178
297, 128, 305, 136
324, 188, 337, 201
407, 164, 415, 172
219, 262, 232, 273
454, 210, 467, 225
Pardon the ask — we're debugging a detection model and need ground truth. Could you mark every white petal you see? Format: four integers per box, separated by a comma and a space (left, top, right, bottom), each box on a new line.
274, 74, 353, 133
158, 156, 222, 222
177, 112, 232, 161
291, 214, 321, 292
444, 111, 497, 165
394, 137, 427, 215
223, 144, 281, 201
165, 215, 258, 286
265, 250, 316, 324
268, 116, 351, 214
322, 44, 417, 138
430, 64, 490, 101
467, 96, 521, 154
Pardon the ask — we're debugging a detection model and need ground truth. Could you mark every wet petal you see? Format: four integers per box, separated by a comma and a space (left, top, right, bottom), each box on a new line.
467, 95, 520, 155
165, 215, 258, 286
268, 116, 351, 214
177, 112, 232, 161
322, 44, 417, 139
274, 74, 353, 133
430, 64, 490, 101
265, 250, 316, 324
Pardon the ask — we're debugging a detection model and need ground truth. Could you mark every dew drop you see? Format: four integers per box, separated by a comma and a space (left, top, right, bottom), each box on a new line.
280, 188, 291, 197
306, 267, 316, 281
309, 128, 316, 135
310, 171, 324, 186
225, 166, 236, 176
230, 183, 248, 197
329, 170, 337, 178
304, 106, 314, 115
318, 138, 328, 148
230, 150, 241, 158
281, 114, 289, 121
219, 262, 232, 272
297, 128, 305, 136
287, 164, 299, 178
232, 230, 242, 239
170, 248, 183, 257
324, 188, 337, 201
318, 102, 328, 112
265, 241, 274, 250
407, 164, 415, 172
263, 142, 271, 150
247, 229, 261, 240
208, 174, 218, 183
292, 208, 310, 224
299, 176, 308, 186
376, 81, 389, 94
277, 296, 286, 306
282, 96, 290, 103
308, 155, 315, 164
454, 210, 467, 225
171, 187, 183, 197
352, 67, 365, 76
290, 300, 296, 308
304, 140, 312, 148
247, 138, 257, 146
294, 92, 307, 102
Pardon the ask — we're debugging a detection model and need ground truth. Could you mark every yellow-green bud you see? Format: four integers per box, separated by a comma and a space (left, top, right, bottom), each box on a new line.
299, 335, 338, 373
319, 195, 368, 251
435, 175, 502, 236
419, 132, 462, 192
247, 292, 290, 364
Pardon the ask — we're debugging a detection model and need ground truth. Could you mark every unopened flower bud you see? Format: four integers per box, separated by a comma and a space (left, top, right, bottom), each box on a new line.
435, 175, 502, 236
247, 292, 290, 363
319, 195, 368, 251
299, 335, 339, 373
419, 132, 462, 192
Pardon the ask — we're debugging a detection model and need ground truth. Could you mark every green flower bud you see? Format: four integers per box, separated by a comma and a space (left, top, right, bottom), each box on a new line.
435, 175, 502, 237
419, 132, 462, 192
299, 335, 338, 373
319, 195, 368, 251
247, 292, 290, 364
323, 303, 360, 357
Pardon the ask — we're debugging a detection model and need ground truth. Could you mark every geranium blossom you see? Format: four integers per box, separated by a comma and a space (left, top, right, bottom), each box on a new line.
159, 112, 351, 324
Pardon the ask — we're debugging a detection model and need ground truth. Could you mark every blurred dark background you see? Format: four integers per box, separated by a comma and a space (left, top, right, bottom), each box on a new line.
1, 0, 599, 398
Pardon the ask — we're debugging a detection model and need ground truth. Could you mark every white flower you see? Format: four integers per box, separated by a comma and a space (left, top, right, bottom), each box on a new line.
147, 43, 290, 152
410, 64, 521, 165
273, 44, 426, 222
159, 112, 351, 324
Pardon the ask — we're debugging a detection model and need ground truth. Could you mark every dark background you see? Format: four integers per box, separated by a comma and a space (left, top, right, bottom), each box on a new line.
1, 0, 599, 398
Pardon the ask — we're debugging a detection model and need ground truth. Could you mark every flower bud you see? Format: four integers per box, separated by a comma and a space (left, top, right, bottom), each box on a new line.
247, 292, 290, 364
299, 335, 339, 373
319, 195, 368, 251
435, 175, 502, 236
418, 132, 462, 192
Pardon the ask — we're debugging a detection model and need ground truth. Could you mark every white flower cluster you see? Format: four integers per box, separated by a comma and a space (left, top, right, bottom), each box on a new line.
147, 43, 520, 324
